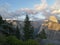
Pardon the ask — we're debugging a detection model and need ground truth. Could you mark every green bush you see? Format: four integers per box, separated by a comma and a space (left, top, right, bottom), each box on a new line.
6, 36, 23, 45
0, 35, 40, 45
24, 39, 40, 45
0, 34, 6, 45
6, 36, 40, 45
47, 43, 54, 45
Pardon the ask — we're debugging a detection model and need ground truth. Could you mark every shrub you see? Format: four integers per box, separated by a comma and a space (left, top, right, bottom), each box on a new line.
6, 36, 23, 45
0, 34, 6, 45
47, 43, 54, 45
24, 39, 40, 45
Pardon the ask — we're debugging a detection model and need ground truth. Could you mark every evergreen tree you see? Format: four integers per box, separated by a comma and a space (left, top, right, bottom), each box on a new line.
16, 25, 20, 40
0, 15, 3, 25
30, 26, 34, 39
2, 22, 14, 36
23, 15, 34, 40
39, 29, 47, 39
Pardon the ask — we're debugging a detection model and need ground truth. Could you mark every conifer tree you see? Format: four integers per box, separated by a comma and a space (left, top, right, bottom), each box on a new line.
23, 15, 34, 40
0, 15, 3, 25
16, 25, 20, 40
39, 29, 47, 39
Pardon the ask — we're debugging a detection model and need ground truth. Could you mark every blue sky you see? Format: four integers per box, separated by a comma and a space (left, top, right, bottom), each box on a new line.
0, 0, 60, 21
0, 0, 54, 11
0, 0, 41, 11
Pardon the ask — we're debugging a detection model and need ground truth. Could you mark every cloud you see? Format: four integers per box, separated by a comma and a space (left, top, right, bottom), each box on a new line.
10, 0, 48, 20
1, 0, 60, 21
40, 0, 60, 19
51, 0, 60, 9
0, 0, 53, 20
50, 0, 60, 15
34, 0, 48, 11
0, 0, 48, 20
52, 9, 60, 14
34, 3, 47, 11
20, 8, 38, 15
14, 0, 48, 16
0, 3, 11, 19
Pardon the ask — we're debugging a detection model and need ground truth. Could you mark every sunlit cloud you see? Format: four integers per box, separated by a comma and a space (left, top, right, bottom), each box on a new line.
51, 0, 60, 9
0, 0, 60, 21
34, 0, 47, 11
52, 9, 60, 14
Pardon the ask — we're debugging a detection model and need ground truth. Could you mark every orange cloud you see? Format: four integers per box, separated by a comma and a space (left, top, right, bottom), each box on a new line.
52, 9, 60, 14
34, 0, 47, 11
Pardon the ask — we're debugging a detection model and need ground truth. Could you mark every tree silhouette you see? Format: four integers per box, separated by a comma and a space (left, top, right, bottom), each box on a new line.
0, 15, 3, 25
23, 15, 34, 40
16, 25, 20, 40
39, 29, 47, 39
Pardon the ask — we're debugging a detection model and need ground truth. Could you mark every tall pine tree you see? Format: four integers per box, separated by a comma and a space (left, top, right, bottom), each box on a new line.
0, 15, 3, 25
16, 25, 20, 40
39, 29, 47, 39
23, 15, 34, 40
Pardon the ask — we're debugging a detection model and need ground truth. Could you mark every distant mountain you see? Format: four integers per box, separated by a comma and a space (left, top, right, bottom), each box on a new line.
6, 19, 60, 40
6, 20, 44, 35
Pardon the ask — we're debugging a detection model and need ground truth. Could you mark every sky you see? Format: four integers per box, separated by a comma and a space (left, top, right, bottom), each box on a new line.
0, 0, 60, 21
